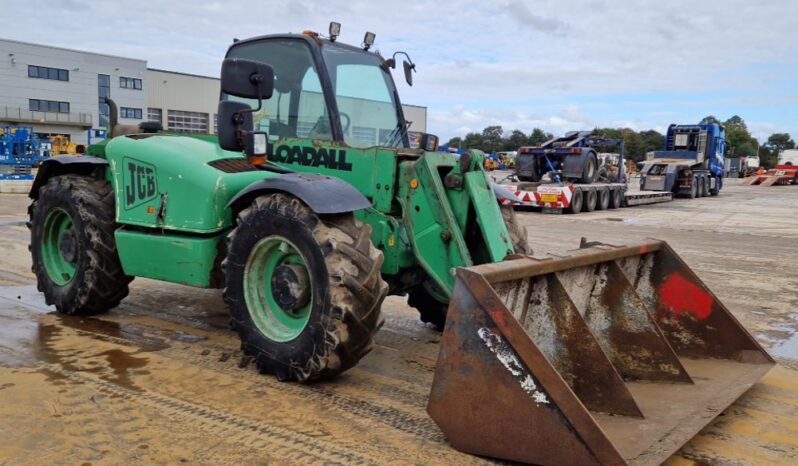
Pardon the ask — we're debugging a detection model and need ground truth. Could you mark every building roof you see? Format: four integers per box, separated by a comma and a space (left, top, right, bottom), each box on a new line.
0, 37, 146, 63
147, 68, 220, 81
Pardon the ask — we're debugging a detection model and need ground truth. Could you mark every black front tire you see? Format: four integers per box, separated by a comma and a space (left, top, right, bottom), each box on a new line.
579, 153, 598, 184
408, 284, 448, 331
29, 175, 132, 315
710, 177, 720, 196
223, 194, 388, 382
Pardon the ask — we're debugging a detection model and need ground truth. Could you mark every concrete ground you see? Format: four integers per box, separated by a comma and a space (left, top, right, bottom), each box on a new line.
0, 179, 796, 465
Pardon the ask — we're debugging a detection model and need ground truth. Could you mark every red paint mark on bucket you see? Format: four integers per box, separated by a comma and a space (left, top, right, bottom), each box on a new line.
658, 273, 713, 320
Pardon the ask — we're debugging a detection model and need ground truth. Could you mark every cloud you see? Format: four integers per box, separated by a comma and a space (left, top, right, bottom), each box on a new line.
501, 0, 567, 33
1, 0, 795, 141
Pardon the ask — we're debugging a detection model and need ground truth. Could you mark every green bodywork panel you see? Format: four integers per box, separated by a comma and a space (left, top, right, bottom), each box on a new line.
115, 229, 222, 287
104, 134, 272, 233
96, 133, 514, 298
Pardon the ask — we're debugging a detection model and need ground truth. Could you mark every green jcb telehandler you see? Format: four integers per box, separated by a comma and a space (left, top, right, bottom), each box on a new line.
29, 24, 773, 465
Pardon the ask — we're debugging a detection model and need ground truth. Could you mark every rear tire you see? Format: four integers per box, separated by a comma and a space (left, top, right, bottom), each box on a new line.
223, 193, 388, 382
710, 177, 720, 196
701, 177, 709, 197
582, 188, 597, 212
597, 188, 610, 210
29, 175, 132, 315
579, 153, 598, 184
517, 158, 541, 182
568, 188, 583, 214
689, 177, 698, 199
609, 188, 623, 209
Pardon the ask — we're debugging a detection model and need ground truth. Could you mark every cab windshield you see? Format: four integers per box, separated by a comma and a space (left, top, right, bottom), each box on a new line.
321, 43, 407, 148
226, 38, 407, 149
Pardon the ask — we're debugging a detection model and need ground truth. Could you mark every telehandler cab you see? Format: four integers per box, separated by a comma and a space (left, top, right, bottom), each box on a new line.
28, 23, 772, 465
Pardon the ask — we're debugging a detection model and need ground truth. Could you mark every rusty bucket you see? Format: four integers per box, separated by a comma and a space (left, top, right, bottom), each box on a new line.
427, 240, 773, 465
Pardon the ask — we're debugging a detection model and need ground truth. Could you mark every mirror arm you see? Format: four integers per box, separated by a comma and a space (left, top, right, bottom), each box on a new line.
231, 75, 265, 147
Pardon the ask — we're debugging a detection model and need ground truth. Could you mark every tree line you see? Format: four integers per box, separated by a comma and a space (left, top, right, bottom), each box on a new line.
444, 115, 795, 167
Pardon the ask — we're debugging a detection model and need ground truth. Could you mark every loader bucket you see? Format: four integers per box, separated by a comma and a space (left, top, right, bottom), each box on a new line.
427, 240, 773, 466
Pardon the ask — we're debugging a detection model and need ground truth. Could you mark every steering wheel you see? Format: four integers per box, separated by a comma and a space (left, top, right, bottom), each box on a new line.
339, 112, 351, 136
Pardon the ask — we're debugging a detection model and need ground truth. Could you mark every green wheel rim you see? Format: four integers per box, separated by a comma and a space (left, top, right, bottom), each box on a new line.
243, 236, 313, 342
41, 208, 77, 286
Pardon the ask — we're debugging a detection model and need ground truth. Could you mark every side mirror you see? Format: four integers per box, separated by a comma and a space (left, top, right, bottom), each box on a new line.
217, 101, 252, 151
218, 58, 274, 164
220, 58, 275, 99
403, 60, 415, 87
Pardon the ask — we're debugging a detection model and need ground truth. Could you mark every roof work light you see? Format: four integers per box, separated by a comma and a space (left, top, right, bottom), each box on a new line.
363, 31, 375, 50
329, 22, 341, 41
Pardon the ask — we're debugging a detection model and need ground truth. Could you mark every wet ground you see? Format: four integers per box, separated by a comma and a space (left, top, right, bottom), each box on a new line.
1, 179, 797, 465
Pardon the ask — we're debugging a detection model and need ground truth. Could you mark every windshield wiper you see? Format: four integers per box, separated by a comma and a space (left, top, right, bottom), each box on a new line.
384, 116, 414, 148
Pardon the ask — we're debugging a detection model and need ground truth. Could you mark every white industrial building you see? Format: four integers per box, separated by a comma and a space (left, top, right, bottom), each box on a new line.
0, 38, 147, 145
0, 38, 427, 146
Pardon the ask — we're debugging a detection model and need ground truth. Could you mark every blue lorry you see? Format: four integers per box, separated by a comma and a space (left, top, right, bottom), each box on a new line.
639, 123, 725, 198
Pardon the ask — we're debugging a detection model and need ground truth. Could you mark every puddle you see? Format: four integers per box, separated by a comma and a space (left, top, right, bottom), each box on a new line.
34, 322, 155, 391
757, 312, 798, 362
0, 285, 169, 390
768, 331, 798, 361
606, 217, 637, 224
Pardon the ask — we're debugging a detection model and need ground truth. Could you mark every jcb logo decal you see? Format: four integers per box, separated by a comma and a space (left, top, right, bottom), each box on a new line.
269, 143, 353, 171
123, 158, 157, 209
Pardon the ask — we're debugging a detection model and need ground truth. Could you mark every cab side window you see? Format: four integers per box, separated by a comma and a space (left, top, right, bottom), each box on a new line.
227, 39, 332, 142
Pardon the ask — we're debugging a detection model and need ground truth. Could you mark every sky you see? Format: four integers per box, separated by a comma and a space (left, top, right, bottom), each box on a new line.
4, 0, 796, 142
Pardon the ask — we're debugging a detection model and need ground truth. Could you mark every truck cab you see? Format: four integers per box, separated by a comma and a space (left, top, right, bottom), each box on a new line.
639, 123, 725, 198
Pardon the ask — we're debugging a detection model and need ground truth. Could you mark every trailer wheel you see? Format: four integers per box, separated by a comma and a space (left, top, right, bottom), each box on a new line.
710, 177, 720, 196
582, 188, 597, 212
609, 188, 623, 209
579, 153, 598, 184
517, 157, 541, 182
688, 177, 698, 199
568, 188, 584, 214
223, 193, 388, 382
701, 177, 709, 197
597, 188, 610, 210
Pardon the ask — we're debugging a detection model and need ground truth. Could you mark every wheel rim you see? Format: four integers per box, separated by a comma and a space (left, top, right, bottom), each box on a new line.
243, 236, 313, 342
41, 208, 77, 286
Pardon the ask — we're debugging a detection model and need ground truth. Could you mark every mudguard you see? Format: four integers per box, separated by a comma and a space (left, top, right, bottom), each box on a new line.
228, 172, 372, 215
29, 155, 109, 199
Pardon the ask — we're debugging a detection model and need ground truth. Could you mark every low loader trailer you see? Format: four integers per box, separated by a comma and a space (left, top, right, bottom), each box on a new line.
25, 23, 772, 465
501, 181, 672, 214
743, 164, 798, 186
509, 133, 671, 213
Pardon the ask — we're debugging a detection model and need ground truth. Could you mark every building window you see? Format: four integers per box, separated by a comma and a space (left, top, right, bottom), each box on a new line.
120, 107, 143, 119
29, 99, 70, 113
148, 108, 162, 124
120, 77, 143, 90
352, 126, 377, 147
28, 65, 69, 81
213, 113, 218, 134
98, 74, 110, 127
167, 110, 209, 133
